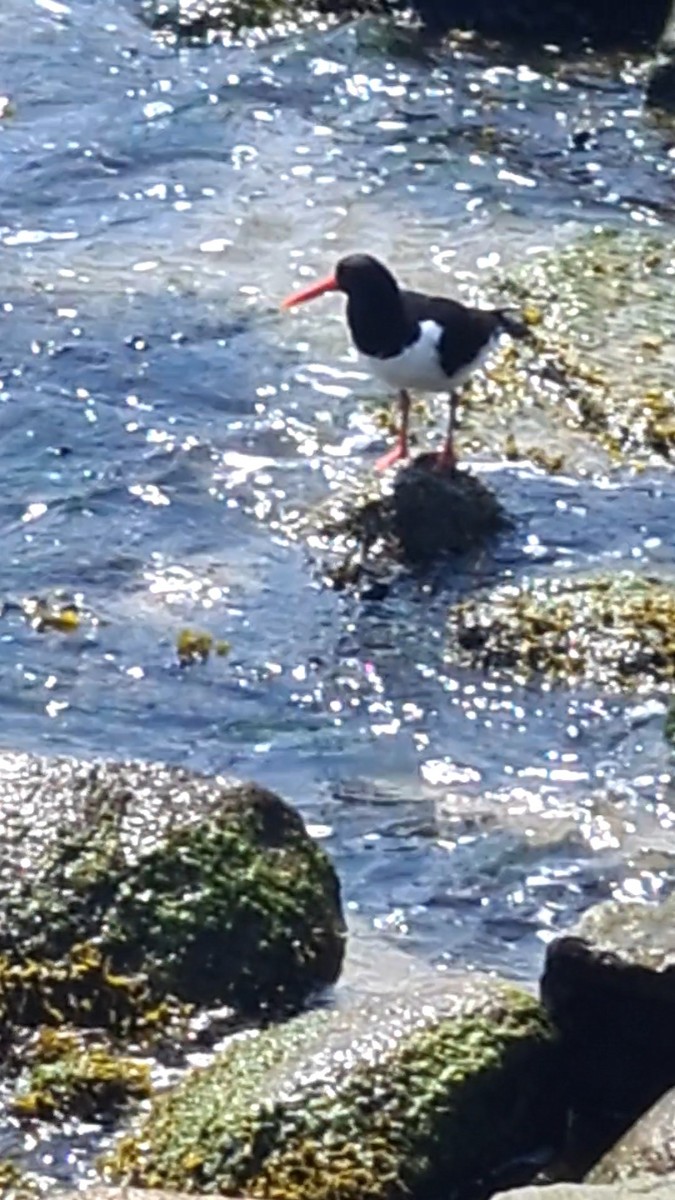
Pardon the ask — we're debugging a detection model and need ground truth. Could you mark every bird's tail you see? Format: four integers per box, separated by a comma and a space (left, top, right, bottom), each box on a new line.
495, 308, 533, 341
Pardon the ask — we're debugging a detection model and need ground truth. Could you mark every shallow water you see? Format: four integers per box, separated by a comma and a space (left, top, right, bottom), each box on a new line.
2, 0, 675, 1183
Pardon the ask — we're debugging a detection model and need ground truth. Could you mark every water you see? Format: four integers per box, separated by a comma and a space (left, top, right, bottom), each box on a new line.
1, 0, 675, 1105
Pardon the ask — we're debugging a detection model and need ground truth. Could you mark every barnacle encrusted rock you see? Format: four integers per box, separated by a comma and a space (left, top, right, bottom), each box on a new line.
106, 975, 562, 1198
0, 752, 345, 1028
445, 571, 675, 691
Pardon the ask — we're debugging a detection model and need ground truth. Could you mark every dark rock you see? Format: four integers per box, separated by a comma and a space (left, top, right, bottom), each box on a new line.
410, 0, 671, 43
107, 975, 563, 1198
0, 753, 345, 1028
588, 1087, 675, 1185
391, 454, 507, 561
311, 455, 507, 590
140, 0, 672, 44
646, 2, 675, 108
541, 897, 675, 1171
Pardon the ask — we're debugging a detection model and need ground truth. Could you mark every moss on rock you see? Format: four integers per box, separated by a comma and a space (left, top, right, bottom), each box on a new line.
106, 976, 562, 1199
0, 755, 345, 1028
446, 571, 675, 691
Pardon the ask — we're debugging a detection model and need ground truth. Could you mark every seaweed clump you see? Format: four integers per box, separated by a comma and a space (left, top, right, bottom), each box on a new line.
11, 1027, 152, 1122
447, 571, 675, 691
106, 977, 561, 1198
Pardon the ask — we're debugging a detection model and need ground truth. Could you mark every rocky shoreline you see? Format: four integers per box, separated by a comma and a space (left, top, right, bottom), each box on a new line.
0, 752, 673, 1200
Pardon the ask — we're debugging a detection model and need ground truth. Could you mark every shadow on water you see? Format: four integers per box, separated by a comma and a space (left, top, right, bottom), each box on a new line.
0, 0, 675, 1181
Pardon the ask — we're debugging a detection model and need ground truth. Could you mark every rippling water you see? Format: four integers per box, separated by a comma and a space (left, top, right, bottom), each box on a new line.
1, 0, 675, 1112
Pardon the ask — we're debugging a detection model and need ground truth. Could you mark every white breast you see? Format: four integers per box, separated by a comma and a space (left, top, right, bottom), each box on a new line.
359, 319, 494, 394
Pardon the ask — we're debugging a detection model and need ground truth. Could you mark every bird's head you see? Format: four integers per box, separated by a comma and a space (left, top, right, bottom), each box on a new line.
281, 253, 398, 309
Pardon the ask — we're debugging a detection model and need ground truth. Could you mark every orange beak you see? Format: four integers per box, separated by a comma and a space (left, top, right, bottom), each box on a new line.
281, 273, 338, 309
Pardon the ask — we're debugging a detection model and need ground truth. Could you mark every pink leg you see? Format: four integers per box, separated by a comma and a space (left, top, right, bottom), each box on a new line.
375, 389, 411, 472
435, 391, 458, 472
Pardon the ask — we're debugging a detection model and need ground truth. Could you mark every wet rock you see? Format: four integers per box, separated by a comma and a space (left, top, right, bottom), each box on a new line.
645, 52, 675, 107
106, 975, 563, 1198
588, 1087, 675, 1185
492, 1183, 675, 1199
138, 0, 297, 36
475, 230, 675, 473
139, 0, 671, 43
411, 0, 671, 43
304, 455, 506, 590
445, 571, 675, 692
540, 897, 675, 1170
0, 753, 345, 1030
646, 1, 675, 108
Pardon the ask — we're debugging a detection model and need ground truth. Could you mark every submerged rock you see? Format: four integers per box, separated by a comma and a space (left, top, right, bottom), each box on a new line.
541, 897, 675, 1170
0, 753, 345, 1029
445, 571, 675, 692
106, 975, 562, 1198
588, 1087, 675, 1185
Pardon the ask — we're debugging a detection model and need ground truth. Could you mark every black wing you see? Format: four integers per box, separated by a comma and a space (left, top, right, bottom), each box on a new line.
402, 289, 529, 375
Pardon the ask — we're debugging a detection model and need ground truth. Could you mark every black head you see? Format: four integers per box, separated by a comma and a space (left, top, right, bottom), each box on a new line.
334, 254, 399, 299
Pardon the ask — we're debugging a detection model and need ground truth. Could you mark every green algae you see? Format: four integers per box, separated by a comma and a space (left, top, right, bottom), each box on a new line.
0, 760, 345, 1026
106, 979, 561, 1199
446, 571, 675, 691
11, 1027, 152, 1122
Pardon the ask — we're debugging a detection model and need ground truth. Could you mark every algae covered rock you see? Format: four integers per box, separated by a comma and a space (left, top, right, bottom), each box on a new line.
445, 571, 675, 692
107, 975, 562, 1198
588, 1086, 675, 1185
0, 753, 345, 1027
541, 897, 675, 1169
300, 454, 506, 589
463, 230, 675, 473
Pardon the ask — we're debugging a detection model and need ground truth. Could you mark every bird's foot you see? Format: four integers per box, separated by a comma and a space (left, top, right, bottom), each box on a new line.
375, 440, 408, 472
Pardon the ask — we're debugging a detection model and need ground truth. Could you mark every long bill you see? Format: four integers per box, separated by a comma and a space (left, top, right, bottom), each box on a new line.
281, 273, 338, 309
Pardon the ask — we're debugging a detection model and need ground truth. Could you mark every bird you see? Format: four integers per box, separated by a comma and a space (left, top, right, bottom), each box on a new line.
281, 253, 529, 472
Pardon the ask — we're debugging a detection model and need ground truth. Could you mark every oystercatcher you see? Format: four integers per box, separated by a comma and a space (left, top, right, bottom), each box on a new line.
282, 253, 529, 471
